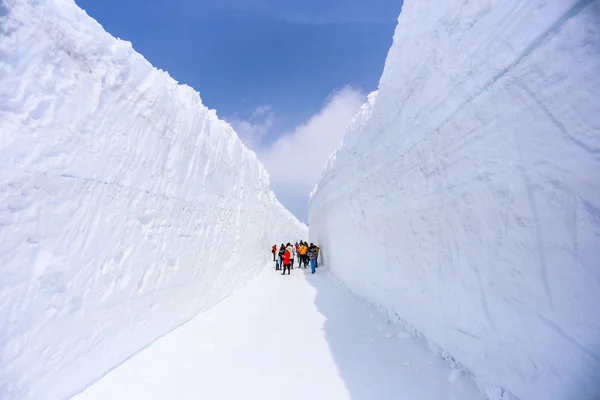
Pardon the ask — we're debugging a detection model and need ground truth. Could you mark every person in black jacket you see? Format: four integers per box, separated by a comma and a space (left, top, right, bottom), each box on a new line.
307, 243, 318, 274
278, 244, 286, 270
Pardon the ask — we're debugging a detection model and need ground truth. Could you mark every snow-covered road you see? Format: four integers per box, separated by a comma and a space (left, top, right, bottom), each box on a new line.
72, 265, 485, 400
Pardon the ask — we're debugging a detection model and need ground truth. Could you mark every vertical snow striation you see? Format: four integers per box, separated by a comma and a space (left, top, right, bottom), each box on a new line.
0, 0, 306, 399
309, 0, 600, 399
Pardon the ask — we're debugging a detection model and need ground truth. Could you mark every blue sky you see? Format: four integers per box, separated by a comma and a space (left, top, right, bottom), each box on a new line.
75, 0, 402, 222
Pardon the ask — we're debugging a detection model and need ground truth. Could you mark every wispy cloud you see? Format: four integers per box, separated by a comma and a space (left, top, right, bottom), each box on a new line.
259, 87, 364, 191
229, 87, 365, 221
226, 105, 275, 150
251, 105, 272, 118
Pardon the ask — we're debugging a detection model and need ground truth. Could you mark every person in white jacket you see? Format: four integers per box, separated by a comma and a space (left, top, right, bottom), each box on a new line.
286, 243, 295, 269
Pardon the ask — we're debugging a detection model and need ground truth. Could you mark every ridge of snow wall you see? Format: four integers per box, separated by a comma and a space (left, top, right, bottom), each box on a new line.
0, 1, 307, 399
309, 1, 600, 399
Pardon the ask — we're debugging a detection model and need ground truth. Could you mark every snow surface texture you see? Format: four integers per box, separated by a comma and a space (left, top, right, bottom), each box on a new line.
71, 267, 485, 400
0, 1, 306, 399
309, 1, 600, 399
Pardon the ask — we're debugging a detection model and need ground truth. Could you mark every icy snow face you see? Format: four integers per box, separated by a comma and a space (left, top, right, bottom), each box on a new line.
309, 1, 600, 399
0, 1, 306, 399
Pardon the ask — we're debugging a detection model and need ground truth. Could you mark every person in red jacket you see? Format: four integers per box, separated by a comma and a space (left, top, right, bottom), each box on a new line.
281, 248, 291, 275
271, 244, 277, 261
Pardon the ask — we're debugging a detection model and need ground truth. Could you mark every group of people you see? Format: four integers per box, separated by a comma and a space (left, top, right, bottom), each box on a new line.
271, 241, 320, 275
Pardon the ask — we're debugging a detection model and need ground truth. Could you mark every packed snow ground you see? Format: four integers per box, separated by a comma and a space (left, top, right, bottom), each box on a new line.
310, 0, 600, 399
0, 1, 305, 398
72, 264, 484, 400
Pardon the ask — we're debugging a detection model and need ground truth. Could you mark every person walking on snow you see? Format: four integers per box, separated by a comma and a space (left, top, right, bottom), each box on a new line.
278, 244, 286, 269
272, 244, 277, 262
282, 248, 291, 275
307, 243, 318, 274
299, 242, 308, 268
315, 245, 320, 268
286, 243, 295, 269
303, 242, 308, 267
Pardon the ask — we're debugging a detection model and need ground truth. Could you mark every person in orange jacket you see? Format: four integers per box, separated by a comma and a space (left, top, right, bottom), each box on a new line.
271, 244, 277, 262
299, 242, 308, 268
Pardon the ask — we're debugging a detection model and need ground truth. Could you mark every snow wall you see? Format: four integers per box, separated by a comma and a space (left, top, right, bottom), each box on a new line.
309, 1, 600, 399
0, 1, 307, 399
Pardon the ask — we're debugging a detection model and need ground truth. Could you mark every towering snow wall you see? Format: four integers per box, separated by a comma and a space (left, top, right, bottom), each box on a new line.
0, 1, 306, 399
309, 1, 600, 399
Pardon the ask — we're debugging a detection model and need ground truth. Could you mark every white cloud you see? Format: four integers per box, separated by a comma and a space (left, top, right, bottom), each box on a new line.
226, 105, 274, 150
257, 87, 365, 220
259, 87, 364, 188
227, 88, 365, 221
251, 105, 272, 118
